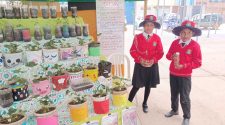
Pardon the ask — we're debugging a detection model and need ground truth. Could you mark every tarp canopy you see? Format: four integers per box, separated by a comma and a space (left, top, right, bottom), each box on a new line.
30, 0, 144, 2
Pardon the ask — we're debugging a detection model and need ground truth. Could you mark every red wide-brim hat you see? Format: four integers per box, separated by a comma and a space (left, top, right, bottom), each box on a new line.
172, 20, 202, 37
139, 15, 161, 29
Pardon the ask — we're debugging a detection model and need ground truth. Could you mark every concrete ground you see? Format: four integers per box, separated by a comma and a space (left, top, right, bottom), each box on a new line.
124, 25, 225, 125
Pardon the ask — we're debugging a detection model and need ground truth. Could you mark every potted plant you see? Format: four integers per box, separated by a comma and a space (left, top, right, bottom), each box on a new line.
30, 6, 38, 18
32, 74, 51, 96
59, 41, 74, 60
62, 24, 70, 38
34, 96, 58, 125
83, 63, 98, 82
43, 26, 52, 40
43, 40, 59, 63
98, 60, 112, 78
5, 25, 14, 42
61, 6, 68, 18
41, 6, 49, 19
26, 41, 43, 64
34, 25, 43, 41
50, 6, 56, 18
13, 25, 23, 41
66, 64, 83, 87
69, 25, 76, 37
75, 38, 89, 58
13, 7, 21, 19
83, 24, 89, 36
5, 7, 14, 19
47, 64, 69, 91
0, 86, 13, 108
0, 108, 27, 125
7, 76, 29, 101
66, 90, 88, 122
55, 25, 62, 39
75, 25, 82, 36
21, 5, 29, 19
3, 43, 23, 68
22, 28, 31, 42
71, 6, 77, 18
112, 76, 128, 107
92, 84, 110, 114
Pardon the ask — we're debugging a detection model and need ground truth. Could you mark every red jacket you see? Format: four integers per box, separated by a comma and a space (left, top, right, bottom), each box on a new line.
130, 33, 164, 64
166, 39, 202, 77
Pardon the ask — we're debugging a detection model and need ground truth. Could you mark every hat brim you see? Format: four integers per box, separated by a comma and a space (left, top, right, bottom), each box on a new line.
172, 26, 202, 37
139, 20, 161, 29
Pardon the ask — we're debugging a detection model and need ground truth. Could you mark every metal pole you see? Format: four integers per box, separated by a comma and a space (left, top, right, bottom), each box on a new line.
133, 2, 136, 36
156, 0, 160, 34
197, 0, 203, 41
207, 13, 213, 38
161, 0, 165, 36
144, 0, 148, 17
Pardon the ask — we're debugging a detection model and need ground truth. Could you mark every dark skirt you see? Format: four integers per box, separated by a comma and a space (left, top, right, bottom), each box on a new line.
132, 63, 160, 88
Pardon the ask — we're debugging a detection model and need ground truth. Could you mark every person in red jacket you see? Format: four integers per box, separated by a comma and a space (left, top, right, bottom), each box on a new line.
165, 20, 202, 125
128, 15, 164, 113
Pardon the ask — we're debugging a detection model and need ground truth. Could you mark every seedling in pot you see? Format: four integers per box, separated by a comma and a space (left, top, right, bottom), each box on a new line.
32, 74, 48, 83
46, 64, 66, 76
85, 63, 97, 70
66, 64, 83, 73
25, 61, 38, 67
112, 76, 127, 92
36, 96, 56, 114
26, 41, 41, 51
8, 76, 28, 86
0, 108, 26, 124
4, 43, 23, 54
66, 90, 87, 105
43, 39, 58, 49
93, 84, 110, 98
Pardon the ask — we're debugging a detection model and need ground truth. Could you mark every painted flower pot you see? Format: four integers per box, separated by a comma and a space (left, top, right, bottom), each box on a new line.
59, 47, 74, 60
43, 49, 59, 63
0, 30, 4, 43
41, 6, 49, 19
11, 84, 29, 101
26, 50, 43, 64
88, 43, 100, 57
69, 101, 88, 122
55, 26, 62, 39
5, 25, 14, 42
83, 68, 98, 82
0, 53, 3, 68
0, 87, 13, 108
21, 6, 29, 19
69, 25, 76, 37
43, 27, 52, 40
22, 29, 31, 42
5, 8, 14, 19
61, 6, 68, 18
30, 6, 38, 18
0, 115, 27, 125
69, 71, 83, 87
35, 107, 58, 125
71, 7, 77, 17
112, 89, 128, 107
3, 52, 23, 68
13, 7, 21, 19
50, 6, 57, 18
75, 25, 82, 36
32, 80, 51, 96
98, 61, 112, 78
83, 24, 89, 37
13, 28, 23, 41
75, 44, 88, 58
62, 25, 69, 38
92, 95, 109, 114
34, 26, 42, 41
51, 74, 69, 91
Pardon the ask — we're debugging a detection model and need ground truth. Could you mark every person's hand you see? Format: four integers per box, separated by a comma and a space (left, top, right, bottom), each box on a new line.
172, 53, 179, 63
145, 59, 154, 67
140, 58, 146, 67
174, 63, 184, 70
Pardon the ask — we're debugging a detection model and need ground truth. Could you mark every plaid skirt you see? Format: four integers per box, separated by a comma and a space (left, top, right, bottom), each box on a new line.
132, 63, 160, 88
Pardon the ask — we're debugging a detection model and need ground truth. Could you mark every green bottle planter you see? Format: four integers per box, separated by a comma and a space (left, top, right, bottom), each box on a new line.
88, 42, 100, 57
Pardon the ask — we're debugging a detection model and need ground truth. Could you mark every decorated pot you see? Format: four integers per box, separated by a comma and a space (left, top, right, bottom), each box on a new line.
75, 25, 82, 36
75, 44, 88, 58
34, 26, 42, 41
13, 28, 23, 41
50, 6, 57, 18
61, 6, 68, 18
26, 50, 43, 64
3, 52, 23, 68
51, 74, 69, 91
62, 25, 69, 38
98, 61, 112, 78
92, 95, 109, 114
69, 25, 76, 37
5, 8, 14, 19
0, 29, 4, 43
69, 71, 83, 86
32, 80, 51, 96
22, 29, 31, 42
21, 6, 29, 19
0, 115, 27, 125
59, 47, 74, 60
83, 24, 89, 37
35, 107, 58, 125
69, 101, 88, 122
13, 7, 21, 19
0, 53, 3, 68
55, 26, 62, 38
71, 6, 77, 17
41, 6, 49, 19
0, 87, 13, 108
43, 27, 52, 40
112, 89, 128, 107
5, 25, 14, 42
30, 6, 38, 18
83, 68, 98, 82
43, 49, 59, 63
88, 43, 100, 57
11, 84, 29, 101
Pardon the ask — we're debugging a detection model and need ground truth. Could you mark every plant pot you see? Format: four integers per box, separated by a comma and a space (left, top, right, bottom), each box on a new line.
34, 26, 42, 41
3, 52, 23, 68
0, 30, 4, 43
22, 29, 31, 42
61, 6, 68, 18
88, 43, 100, 57
30, 6, 38, 18
50, 6, 56, 18
0, 53, 3, 68
5, 25, 14, 42
68, 101, 88, 122
43, 49, 59, 63
69, 71, 83, 86
75, 25, 82, 36
13, 7, 21, 19
41, 6, 49, 19
112, 89, 128, 107
71, 6, 77, 17
11, 84, 29, 101
59, 47, 74, 60
51, 74, 69, 91
83, 24, 89, 36
43, 27, 52, 40
13, 28, 23, 41
83, 68, 98, 82
55, 26, 62, 39
21, 6, 29, 19
98, 61, 112, 78
0, 87, 13, 108
92, 95, 109, 114
32, 80, 51, 96
0, 115, 27, 125
62, 25, 69, 38
75, 44, 88, 58
26, 50, 43, 64
5, 8, 14, 19
35, 107, 58, 125
69, 25, 76, 37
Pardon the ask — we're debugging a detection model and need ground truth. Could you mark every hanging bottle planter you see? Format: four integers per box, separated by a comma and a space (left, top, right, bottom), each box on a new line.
50, 6, 57, 18
13, 7, 21, 19
61, 6, 68, 18
62, 24, 69, 38
83, 24, 89, 37
71, 6, 77, 18
75, 25, 82, 36
43, 26, 52, 40
5, 25, 14, 42
30, 6, 38, 18
88, 42, 100, 57
22, 28, 31, 42
69, 25, 76, 37
98, 60, 112, 78
0, 86, 13, 108
34, 25, 43, 41
21, 6, 29, 19
13, 28, 23, 41
5, 7, 14, 19
55, 25, 62, 38
41, 6, 49, 19
0, 29, 4, 43
32, 77, 51, 96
